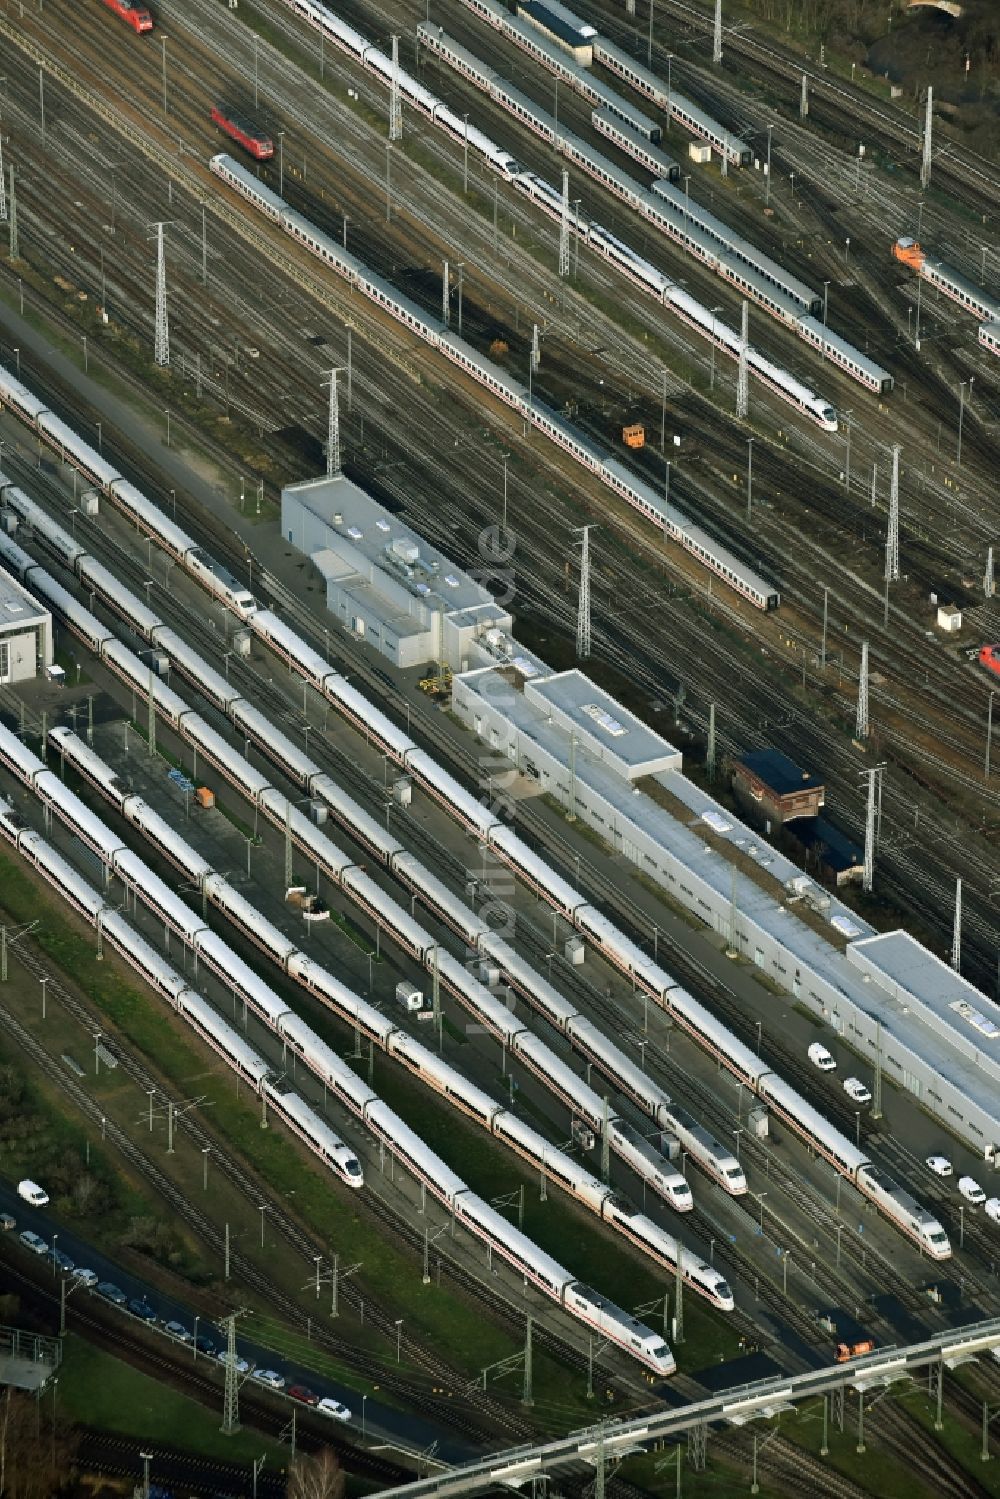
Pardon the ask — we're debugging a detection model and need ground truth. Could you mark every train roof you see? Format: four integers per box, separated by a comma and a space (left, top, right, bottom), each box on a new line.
924, 254, 1000, 322
418, 21, 498, 88
649, 180, 818, 310
180, 991, 271, 1083
271, 1088, 352, 1154
593, 107, 678, 175
211, 153, 288, 218
592, 36, 751, 153
797, 316, 893, 384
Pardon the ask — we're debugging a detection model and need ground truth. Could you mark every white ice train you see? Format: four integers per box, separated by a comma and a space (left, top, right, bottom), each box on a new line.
0, 752, 679, 1374
0, 484, 735, 1209
235, 158, 793, 609
416, 21, 892, 397
0, 697, 731, 1313
0, 385, 952, 1262
0, 795, 362, 1186
260, 0, 885, 399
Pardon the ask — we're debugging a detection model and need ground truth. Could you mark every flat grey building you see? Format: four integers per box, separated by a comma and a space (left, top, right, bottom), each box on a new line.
453, 662, 1000, 1158
526, 671, 682, 779
281, 475, 511, 671
0, 566, 52, 684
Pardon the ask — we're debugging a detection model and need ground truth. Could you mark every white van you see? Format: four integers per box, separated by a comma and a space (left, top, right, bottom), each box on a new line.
17, 1179, 49, 1207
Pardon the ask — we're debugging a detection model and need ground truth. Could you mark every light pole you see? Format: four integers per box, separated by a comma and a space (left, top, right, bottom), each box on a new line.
463, 113, 469, 193
709, 306, 721, 389
855, 1111, 860, 1146
13, 347, 19, 378
362, 1393, 368, 1437
395, 1318, 403, 1362
95, 421, 102, 454
277, 130, 286, 196
160, 35, 168, 114
202, 1147, 210, 1190
960, 1203, 965, 1249
765, 124, 773, 207
40, 975, 48, 1019
756, 1191, 768, 1232
746, 436, 754, 519
733, 1126, 744, 1159
193, 1314, 199, 1357
957, 379, 969, 466
141, 1451, 153, 1499
164, 408, 171, 447
823, 280, 830, 326
51, 1234, 58, 1277
258, 1203, 265, 1248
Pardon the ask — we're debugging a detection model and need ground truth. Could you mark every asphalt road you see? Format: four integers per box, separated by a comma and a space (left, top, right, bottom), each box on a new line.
0, 1179, 446, 1455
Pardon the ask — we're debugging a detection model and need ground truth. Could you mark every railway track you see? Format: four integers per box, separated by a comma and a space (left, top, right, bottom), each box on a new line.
0, 915, 561, 1443
0, 1255, 407, 1488
5, 0, 1000, 1235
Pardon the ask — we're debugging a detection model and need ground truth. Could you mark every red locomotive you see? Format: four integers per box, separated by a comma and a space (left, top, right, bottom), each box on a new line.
210, 106, 274, 161
102, 0, 154, 33
980, 645, 1000, 679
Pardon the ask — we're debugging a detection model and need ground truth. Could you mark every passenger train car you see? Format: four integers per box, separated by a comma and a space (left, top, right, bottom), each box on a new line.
0, 502, 717, 1231
0, 796, 360, 1184
979, 323, 1000, 359
894, 238, 1000, 327
209, 161, 787, 609
0, 374, 950, 1261
416, 23, 889, 395
0, 738, 681, 1370
257, 0, 876, 398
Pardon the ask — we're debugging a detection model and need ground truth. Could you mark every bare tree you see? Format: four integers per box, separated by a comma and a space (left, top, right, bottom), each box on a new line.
0, 1386, 77, 1499
286, 1448, 346, 1499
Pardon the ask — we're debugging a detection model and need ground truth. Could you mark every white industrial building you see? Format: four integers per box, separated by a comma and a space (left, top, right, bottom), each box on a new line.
281, 475, 511, 671
0, 566, 52, 684
454, 661, 1000, 1159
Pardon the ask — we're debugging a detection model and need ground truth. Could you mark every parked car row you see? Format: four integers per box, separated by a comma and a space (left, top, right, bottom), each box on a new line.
806, 1043, 873, 1105
925, 1156, 1000, 1218
805, 1047, 999, 1224
7, 1222, 353, 1419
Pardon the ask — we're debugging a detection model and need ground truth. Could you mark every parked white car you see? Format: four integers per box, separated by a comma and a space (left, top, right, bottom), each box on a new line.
958, 1176, 987, 1205
926, 1155, 953, 1177
253, 1369, 285, 1390
984, 1198, 1000, 1224
317, 1397, 352, 1422
807, 1042, 836, 1072
843, 1078, 872, 1105
73, 1268, 99, 1288
18, 1230, 47, 1255
17, 1180, 49, 1207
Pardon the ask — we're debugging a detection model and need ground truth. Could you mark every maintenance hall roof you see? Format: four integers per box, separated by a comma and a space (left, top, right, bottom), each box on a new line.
0, 565, 47, 631
283, 475, 496, 616
526, 670, 681, 778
